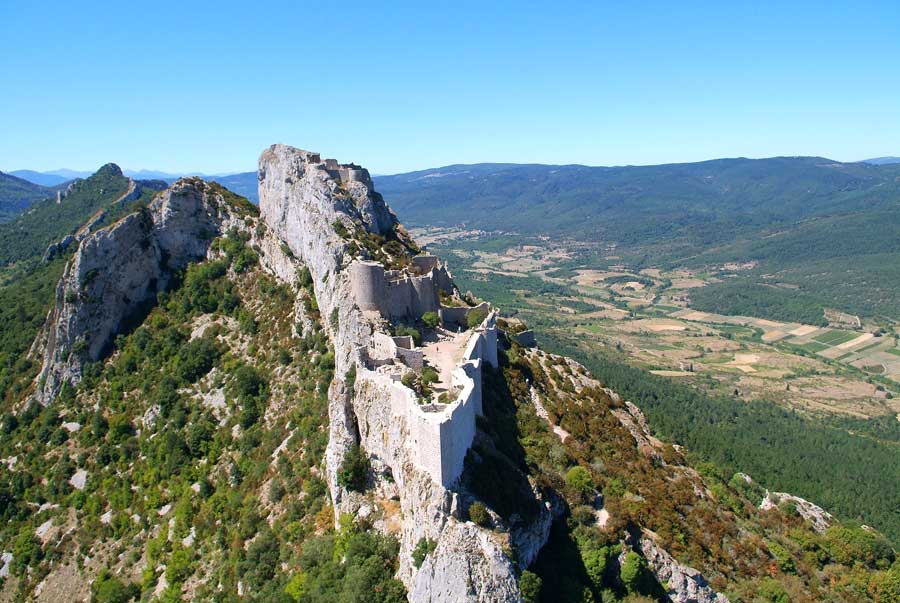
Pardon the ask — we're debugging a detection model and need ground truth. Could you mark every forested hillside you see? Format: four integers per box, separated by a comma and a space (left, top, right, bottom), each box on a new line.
0, 164, 164, 266
375, 157, 900, 319
0, 172, 56, 223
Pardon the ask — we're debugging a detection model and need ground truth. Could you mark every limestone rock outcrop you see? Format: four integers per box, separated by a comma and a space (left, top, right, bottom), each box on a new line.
32, 178, 245, 404
639, 536, 730, 603
258, 144, 529, 602
760, 491, 833, 533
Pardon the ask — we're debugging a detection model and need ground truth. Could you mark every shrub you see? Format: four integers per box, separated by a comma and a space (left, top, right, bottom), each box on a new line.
12, 530, 42, 575
565, 466, 593, 501
412, 537, 437, 568
467, 307, 489, 329
581, 543, 616, 592
620, 551, 655, 595
290, 522, 406, 603
768, 541, 796, 573
92, 569, 140, 603
421, 367, 439, 386
421, 311, 439, 329
519, 570, 542, 603
345, 366, 357, 397
755, 577, 790, 603
468, 502, 490, 527
869, 564, 900, 603
165, 546, 194, 585
337, 445, 370, 492
269, 479, 286, 504
823, 524, 895, 568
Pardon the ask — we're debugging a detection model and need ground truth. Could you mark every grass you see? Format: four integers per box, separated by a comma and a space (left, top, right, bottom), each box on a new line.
577, 323, 607, 334
887, 348, 900, 357
812, 330, 859, 346
715, 324, 757, 338
654, 304, 683, 312
851, 340, 889, 355
795, 340, 830, 354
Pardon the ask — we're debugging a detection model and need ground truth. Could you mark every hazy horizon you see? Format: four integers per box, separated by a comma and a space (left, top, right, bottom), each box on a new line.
5, 152, 899, 180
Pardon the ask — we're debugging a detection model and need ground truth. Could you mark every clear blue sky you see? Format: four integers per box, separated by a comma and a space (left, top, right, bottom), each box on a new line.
2, 1, 898, 174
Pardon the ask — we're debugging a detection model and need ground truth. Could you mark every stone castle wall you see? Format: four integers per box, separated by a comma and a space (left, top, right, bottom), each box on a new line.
439, 301, 491, 330
356, 312, 498, 487
350, 259, 447, 321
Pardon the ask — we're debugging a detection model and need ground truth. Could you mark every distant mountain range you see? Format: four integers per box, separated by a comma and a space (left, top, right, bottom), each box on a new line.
863, 156, 900, 165
8, 170, 71, 187
0, 172, 70, 222
9, 168, 246, 186
374, 156, 900, 319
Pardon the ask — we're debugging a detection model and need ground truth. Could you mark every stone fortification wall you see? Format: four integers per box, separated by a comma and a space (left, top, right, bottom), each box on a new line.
513, 330, 537, 348
348, 260, 385, 313
396, 347, 424, 371
350, 258, 447, 321
439, 301, 491, 330
411, 254, 439, 273
368, 332, 424, 371
357, 311, 498, 487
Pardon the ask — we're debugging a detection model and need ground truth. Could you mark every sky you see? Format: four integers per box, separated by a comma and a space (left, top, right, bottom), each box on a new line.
2, 1, 899, 175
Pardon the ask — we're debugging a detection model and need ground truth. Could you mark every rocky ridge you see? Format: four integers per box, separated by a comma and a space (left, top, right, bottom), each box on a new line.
22, 144, 892, 603
31, 178, 249, 404
258, 144, 529, 599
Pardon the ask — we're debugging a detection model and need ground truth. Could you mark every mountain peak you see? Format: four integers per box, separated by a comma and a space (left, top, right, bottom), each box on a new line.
93, 163, 124, 178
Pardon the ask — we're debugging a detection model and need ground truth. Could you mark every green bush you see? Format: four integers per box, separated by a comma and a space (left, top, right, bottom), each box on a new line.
421, 311, 440, 329
619, 551, 660, 597
91, 569, 140, 603
287, 521, 406, 603
467, 307, 489, 329
823, 524, 895, 568
337, 444, 370, 492
345, 365, 357, 397
12, 530, 43, 575
755, 577, 791, 603
565, 466, 593, 501
468, 502, 490, 527
421, 367, 439, 386
768, 541, 796, 573
412, 537, 437, 568
519, 570, 542, 603
869, 564, 900, 603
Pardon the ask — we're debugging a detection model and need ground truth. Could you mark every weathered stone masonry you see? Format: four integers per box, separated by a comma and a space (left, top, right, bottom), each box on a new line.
356, 311, 498, 487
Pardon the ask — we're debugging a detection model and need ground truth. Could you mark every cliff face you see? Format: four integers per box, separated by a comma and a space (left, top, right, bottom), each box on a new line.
32, 178, 246, 404
258, 144, 526, 601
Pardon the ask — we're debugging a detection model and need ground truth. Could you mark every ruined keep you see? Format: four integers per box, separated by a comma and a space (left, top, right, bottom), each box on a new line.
350, 256, 489, 328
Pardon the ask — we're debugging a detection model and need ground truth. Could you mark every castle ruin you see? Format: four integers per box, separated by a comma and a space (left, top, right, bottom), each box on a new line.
349, 256, 498, 487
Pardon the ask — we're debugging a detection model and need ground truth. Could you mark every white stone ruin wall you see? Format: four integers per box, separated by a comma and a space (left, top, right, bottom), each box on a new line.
349, 259, 443, 322
349, 260, 385, 313
355, 312, 498, 487
439, 301, 491, 329
410, 274, 439, 316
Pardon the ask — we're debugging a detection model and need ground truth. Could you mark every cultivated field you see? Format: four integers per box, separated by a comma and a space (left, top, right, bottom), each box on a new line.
413, 227, 900, 419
